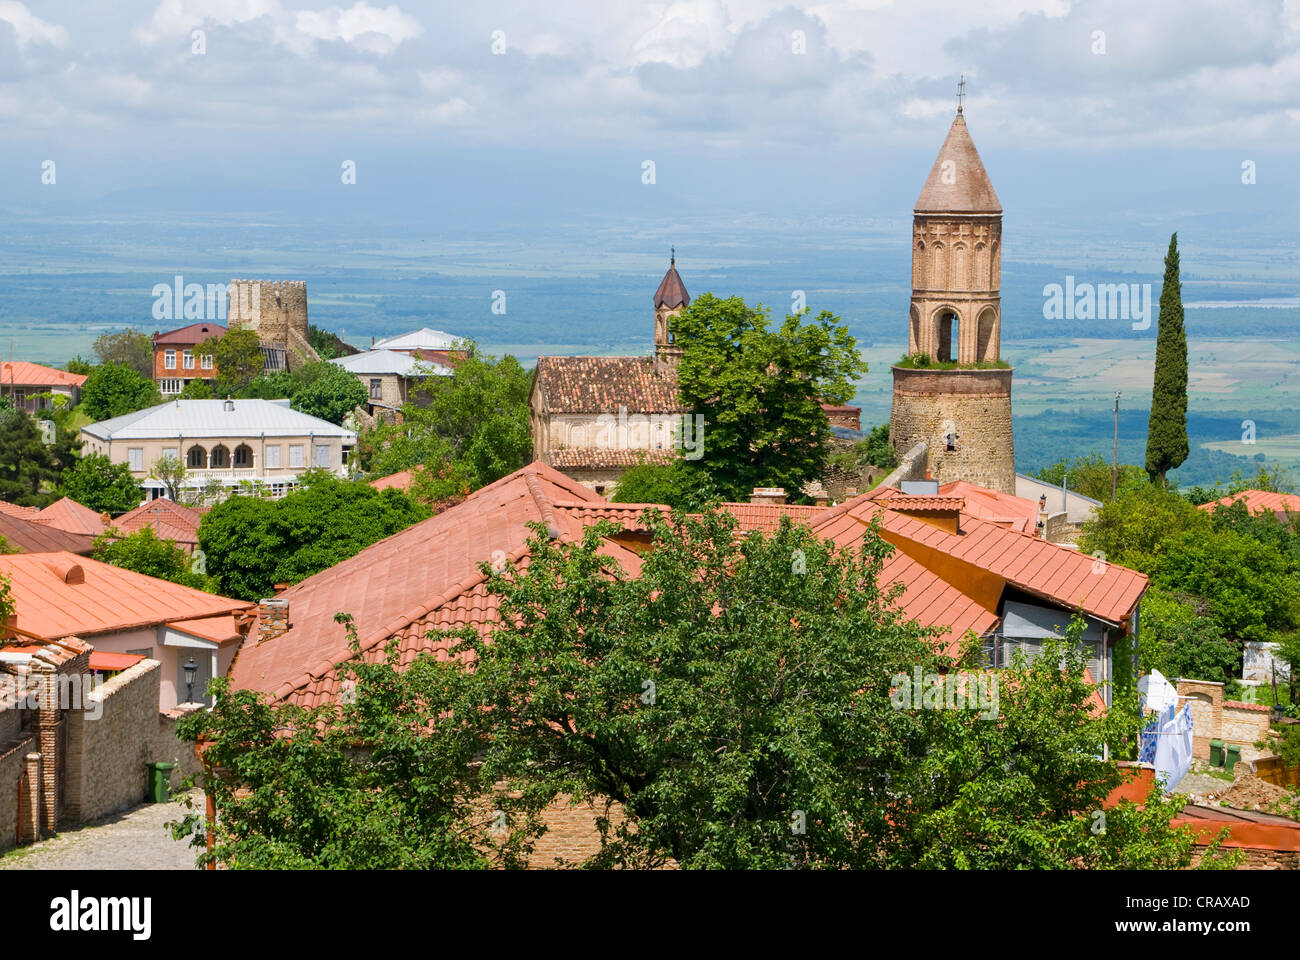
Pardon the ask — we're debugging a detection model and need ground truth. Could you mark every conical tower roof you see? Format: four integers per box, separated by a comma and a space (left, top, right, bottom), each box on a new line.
914, 113, 1001, 215
653, 254, 690, 310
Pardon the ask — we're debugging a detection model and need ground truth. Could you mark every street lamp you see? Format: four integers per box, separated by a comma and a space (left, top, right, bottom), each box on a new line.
184, 657, 198, 704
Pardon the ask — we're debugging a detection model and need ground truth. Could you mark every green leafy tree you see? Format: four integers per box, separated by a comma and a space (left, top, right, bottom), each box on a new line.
65, 356, 94, 376
198, 476, 428, 600
93, 328, 153, 378
1138, 588, 1240, 682
306, 325, 358, 361
363, 348, 532, 494
201, 327, 263, 396
0, 570, 14, 630
94, 527, 215, 591
292, 364, 367, 425
609, 459, 718, 511
1034, 453, 1147, 503
1155, 527, 1300, 644
1145, 233, 1189, 485
1079, 481, 1209, 574
671, 294, 866, 501
82, 362, 162, 421
178, 378, 213, 400
57, 453, 141, 515
0, 407, 59, 507
857, 422, 898, 470
171, 657, 522, 869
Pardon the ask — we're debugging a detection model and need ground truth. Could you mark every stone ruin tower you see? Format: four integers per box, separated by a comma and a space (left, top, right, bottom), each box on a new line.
888, 105, 1015, 493
226, 279, 319, 370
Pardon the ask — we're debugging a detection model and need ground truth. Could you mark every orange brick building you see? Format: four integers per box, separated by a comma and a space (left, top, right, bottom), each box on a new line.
153, 322, 225, 395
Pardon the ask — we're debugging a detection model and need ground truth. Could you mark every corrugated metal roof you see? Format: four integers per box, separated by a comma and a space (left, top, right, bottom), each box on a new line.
82, 398, 357, 441
372, 328, 463, 351
330, 349, 450, 376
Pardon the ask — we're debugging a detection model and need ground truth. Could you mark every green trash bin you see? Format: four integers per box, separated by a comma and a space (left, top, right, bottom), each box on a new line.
1210, 739, 1224, 767
1225, 744, 1241, 774
145, 762, 175, 803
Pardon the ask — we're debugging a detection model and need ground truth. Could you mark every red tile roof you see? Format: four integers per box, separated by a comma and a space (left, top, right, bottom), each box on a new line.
0, 502, 42, 521
37, 497, 106, 538
0, 511, 95, 555
229, 462, 639, 706
939, 480, 1038, 533
0, 552, 251, 641
915, 113, 1001, 214
545, 448, 677, 470
88, 651, 146, 672
810, 492, 1147, 626
0, 361, 86, 389
532, 356, 687, 415
369, 469, 414, 493
111, 498, 202, 546
153, 322, 227, 345
1200, 489, 1300, 517
882, 495, 966, 513
168, 614, 244, 645
1223, 699, 1273, 713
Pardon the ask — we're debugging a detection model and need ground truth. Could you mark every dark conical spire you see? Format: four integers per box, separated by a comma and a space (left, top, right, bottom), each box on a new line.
653, 251, 690, 310
914, 111, 1001, 215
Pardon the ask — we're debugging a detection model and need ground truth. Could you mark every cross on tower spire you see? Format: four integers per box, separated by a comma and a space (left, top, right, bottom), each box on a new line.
956, 75, 966, 115
670, 246, 675, 267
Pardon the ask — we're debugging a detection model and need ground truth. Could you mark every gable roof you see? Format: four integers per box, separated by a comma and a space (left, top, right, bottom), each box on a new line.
0, 361, 87, 389
153, 322, 227, 345
811, 488, 1147, 627
372, 328, 462, 351
0, 551, 251, 641
330, 349, 451, 377
914, 113, 1002, 215
1200, 489, 1300, 517
82, 398, 357, 441
37, 497, 107, 538
939, 480, 1039, 533
0, 511, 95, 555
532, 356, 686, 415
228, 462, 633, 706
111, 498, 203, 546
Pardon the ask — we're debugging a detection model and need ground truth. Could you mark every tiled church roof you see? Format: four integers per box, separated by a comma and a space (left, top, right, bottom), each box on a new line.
532, 356, 688, 415
545, 448, 677, 470
653, 261, 690, 310
914, 113, 1001, 214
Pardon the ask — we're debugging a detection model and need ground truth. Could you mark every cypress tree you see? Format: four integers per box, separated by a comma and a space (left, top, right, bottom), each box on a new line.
1145, 233, 1189, 486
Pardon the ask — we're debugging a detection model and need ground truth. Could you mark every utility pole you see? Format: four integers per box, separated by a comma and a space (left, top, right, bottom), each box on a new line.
1112, 391, 1121, 500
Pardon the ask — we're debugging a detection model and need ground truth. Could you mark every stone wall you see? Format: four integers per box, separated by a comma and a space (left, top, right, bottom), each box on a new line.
63, 660, 201, 825
1176, 679, 1275, 763
890, 366, 1014, 494
877, 441, 928, 490
0, 734, 36, 853
226, 280, 318, 371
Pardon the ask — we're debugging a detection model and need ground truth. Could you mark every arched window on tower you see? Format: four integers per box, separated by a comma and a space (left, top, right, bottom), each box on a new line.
937, 311, 958, 363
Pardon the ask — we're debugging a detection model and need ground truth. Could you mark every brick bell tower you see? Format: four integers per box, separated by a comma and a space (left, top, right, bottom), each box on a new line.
889, 88, 1015, 493
653, 248, 690, 370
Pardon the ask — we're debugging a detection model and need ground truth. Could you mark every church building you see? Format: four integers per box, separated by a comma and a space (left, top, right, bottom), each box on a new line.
888, 101, 1015, 493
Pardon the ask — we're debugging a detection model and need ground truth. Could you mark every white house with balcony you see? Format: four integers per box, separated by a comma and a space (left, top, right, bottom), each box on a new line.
79, 398, 357, 501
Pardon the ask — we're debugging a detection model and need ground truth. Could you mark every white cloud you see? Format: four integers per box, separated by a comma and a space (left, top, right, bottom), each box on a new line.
296, 2, 421, 53
0, 0, 69, 47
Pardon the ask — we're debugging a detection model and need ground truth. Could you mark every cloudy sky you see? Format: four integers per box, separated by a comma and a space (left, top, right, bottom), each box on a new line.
2, 0, 1298, 221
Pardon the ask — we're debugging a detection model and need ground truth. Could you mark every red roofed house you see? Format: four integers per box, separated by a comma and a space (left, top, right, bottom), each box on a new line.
1200, 488, 1300, 522
109, 498, 204, 553
0, 508, 95, 556
34, 496, 107, 538
153, 322, 225, 396
0, 361, 87, 414
0, 552, 253, 710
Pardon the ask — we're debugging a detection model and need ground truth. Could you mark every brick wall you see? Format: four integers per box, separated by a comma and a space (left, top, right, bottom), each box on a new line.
63, 660, 201, 825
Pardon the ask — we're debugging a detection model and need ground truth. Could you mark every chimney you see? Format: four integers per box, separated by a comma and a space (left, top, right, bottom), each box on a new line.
257, 598, 290, 643
750, 487, 787, 505
1037, 494, 1049, 539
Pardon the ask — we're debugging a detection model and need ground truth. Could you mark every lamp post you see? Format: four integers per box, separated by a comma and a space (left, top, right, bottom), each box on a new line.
184, 657, 197, 704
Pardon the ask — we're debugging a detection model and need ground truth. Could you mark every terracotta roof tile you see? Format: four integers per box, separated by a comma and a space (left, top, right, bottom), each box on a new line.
153, 322, 227, 345
545, 448, 677, 470
112, 498, 203, 546
653, 262, 690, 310
38, 497, 106, 538
914, 113, 1001, 214
0, 361, 86, 388
0, 511, 95, 555
1201, 489, 1300, 517
0, 551, 251, 640
532, 356, 687, 415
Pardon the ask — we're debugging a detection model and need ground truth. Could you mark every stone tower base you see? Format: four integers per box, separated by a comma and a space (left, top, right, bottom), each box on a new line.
889, 366, 1015, 494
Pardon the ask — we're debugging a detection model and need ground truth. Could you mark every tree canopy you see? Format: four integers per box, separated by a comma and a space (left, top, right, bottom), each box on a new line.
200, 327, 263, 397
94, 527, 215, 592
58, 453, 141, 515
197, 473, 428, 600
671, 294, 865, 501
0, 407, 60, 507
81, 362, 162, 421
1145, 233, 1189, 485
177, 509, 1228, 869
291, 363, 367, 425
92, 328, 153, 378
